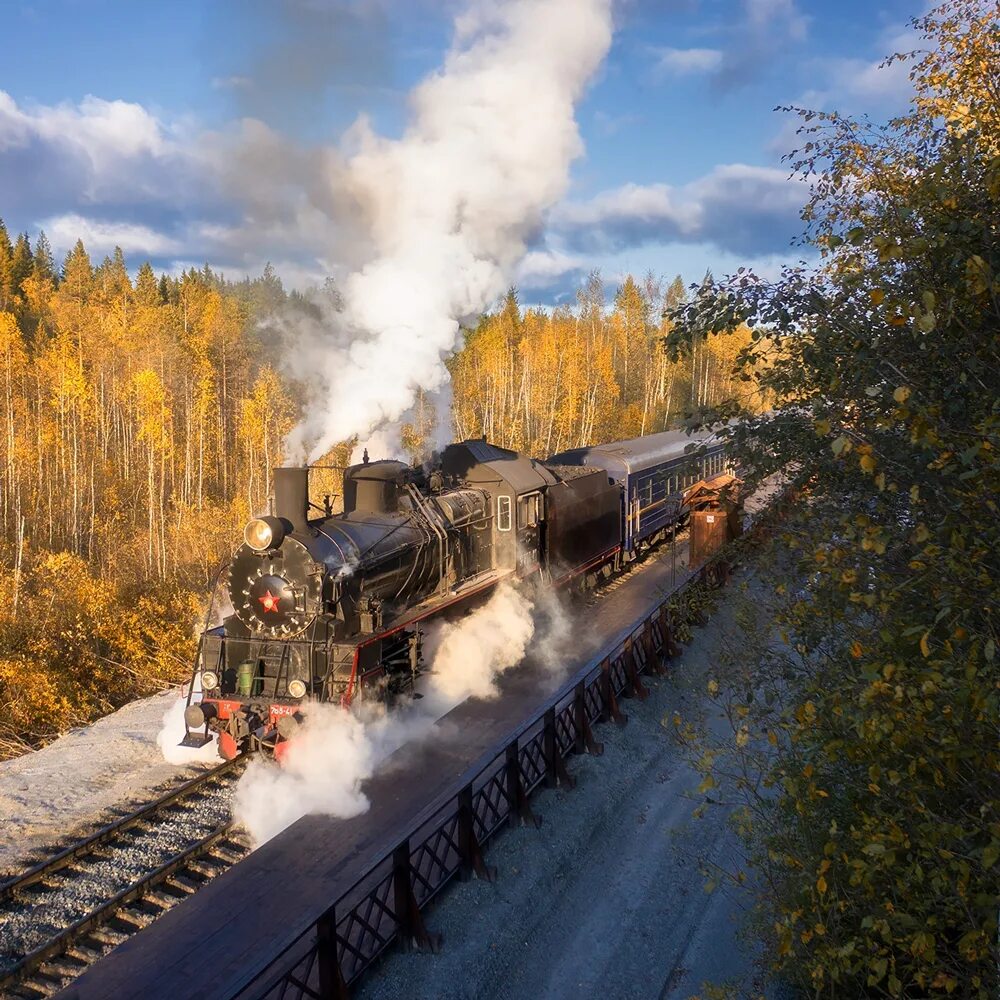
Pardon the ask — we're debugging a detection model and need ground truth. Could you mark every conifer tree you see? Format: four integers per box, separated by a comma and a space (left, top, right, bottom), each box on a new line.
32, 231, 55, 285
135, 262, 159, 307
10, 233, 32, 298
61, 240, 93, 303
0, 219, 13, 311
663, 274, 686, 311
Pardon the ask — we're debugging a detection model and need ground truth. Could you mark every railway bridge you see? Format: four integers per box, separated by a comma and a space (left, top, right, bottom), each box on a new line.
51, 483, 786, 1000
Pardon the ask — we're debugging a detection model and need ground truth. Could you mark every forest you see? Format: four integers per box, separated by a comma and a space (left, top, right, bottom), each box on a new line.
0, 232, 756, 757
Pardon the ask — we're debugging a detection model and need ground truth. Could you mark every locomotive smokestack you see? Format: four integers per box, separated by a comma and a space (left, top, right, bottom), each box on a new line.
274, 467, 310, 534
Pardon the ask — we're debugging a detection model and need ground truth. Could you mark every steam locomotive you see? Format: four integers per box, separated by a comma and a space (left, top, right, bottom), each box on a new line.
182, 429, 733, 758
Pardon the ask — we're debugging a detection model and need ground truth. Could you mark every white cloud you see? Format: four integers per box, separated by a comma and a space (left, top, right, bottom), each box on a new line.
818, 19, 919, 109
658, 0, 809, 91
515, 248, 588, 290
41, 213, 183, 258
0, 91, 202, 205
827, 55, 914, 105
769, 15, 919, 156
746, 0, 807, 40
654, 47, 722, 76
0, 92, 166, 160
550, 163, 806, 257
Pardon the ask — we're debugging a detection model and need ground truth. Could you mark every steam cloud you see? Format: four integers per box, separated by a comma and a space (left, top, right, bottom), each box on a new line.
420, 582, 536, 703
234, 582, 569, 845
278, 0, 614, 460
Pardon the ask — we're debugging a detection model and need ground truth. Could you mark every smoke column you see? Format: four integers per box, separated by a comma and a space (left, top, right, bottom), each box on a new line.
284, 0, 614, 459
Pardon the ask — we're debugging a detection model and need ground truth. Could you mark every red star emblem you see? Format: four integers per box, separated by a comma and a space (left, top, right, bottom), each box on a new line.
258, 589, 281, 613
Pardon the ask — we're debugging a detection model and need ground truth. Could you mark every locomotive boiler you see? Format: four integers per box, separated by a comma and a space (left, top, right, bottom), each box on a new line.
182, 431, 731, 759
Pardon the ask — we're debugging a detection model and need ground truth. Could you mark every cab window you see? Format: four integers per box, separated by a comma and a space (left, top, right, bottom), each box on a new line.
497, 495, 512, 531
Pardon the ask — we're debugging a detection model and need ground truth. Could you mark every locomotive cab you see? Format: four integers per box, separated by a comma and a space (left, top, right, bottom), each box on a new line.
439, 440, 555, 577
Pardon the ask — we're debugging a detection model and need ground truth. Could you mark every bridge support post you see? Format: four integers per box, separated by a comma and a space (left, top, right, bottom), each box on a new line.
660, 606, 682, 660
505, 742, 540, 829
543, 707, 575, 789
573, 681, 603, 756
599, 658, 627, 726
621, 638, 649, 701
644, 620, 667, 676
457, 785, 495, 882
317, 908, 350, 1000
392, 841, 441, 953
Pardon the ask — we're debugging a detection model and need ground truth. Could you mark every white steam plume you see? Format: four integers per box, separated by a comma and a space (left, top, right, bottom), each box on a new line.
283, 0, 614, 460
421, 582, 536, 705
234, 582, 569, 844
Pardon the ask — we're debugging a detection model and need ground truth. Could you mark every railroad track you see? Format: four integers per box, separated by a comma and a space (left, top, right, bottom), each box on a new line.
0, 756, 252, 998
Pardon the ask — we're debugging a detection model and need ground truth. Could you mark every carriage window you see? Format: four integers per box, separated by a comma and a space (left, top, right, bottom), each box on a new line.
497, 495, 512, 531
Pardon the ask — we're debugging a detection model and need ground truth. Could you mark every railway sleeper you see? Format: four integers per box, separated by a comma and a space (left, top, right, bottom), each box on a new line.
209, 843, 246, 864
81, 847, 115, 862
144, 887, 184, 909
15, 878, 60, 897
129, 898, 164, 919
65, 942, 104, 964
185, 858, 225, 879
40, 957, 87, 979
109, 909, 146, 931
9, 984, 50, 1000
23, 970, 64, 996
165, 874, 200, 894
163, 798, 201, 813
83, 927, 125, 947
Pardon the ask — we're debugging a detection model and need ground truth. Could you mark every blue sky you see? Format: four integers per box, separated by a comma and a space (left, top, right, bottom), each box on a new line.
1, 0, 921, 302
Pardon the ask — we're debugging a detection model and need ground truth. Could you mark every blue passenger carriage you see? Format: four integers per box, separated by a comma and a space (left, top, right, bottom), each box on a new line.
548, 428, 729, 553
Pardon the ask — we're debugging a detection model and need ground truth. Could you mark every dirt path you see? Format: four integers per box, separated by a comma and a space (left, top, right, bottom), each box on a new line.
357, 570, 785, 1000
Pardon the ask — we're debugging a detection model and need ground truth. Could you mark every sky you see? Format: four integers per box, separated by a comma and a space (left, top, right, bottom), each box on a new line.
1, 0, 923, 304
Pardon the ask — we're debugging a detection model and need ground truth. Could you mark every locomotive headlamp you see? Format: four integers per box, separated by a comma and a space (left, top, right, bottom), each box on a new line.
244, 516, 286, 552
201, 670, 220, 691
287, 679, 307, 699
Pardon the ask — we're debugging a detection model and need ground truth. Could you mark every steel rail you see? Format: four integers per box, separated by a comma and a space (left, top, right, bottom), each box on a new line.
0, 754, 247, 905
0, 822, 245, 995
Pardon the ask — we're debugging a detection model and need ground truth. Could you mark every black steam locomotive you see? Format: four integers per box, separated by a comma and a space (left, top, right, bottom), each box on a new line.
182, 429, 731, 758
